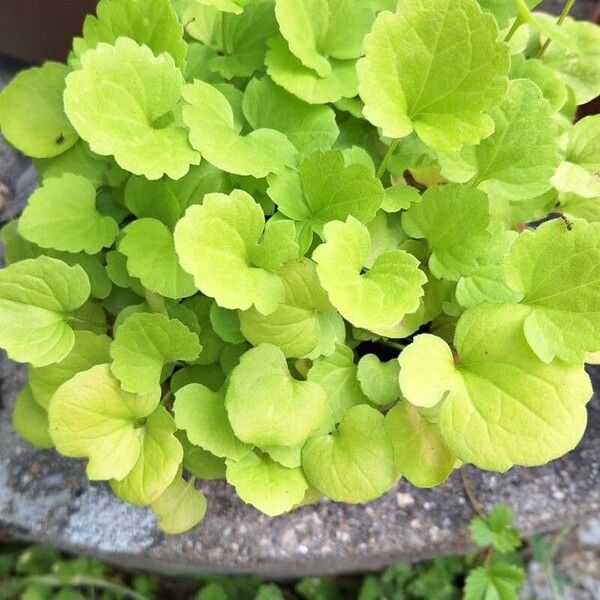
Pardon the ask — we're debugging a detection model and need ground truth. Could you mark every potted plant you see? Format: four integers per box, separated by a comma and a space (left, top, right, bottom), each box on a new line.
0, 0, 599, 536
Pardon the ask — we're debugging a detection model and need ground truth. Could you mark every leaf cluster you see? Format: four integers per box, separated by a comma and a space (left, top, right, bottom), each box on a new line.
0, 0, 599, 532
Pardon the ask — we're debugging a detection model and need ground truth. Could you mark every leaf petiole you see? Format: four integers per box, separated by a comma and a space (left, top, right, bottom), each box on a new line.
536, 0, 576, 58
376, 139, 400, 180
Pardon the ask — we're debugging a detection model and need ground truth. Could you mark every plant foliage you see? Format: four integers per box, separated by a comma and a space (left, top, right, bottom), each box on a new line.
0, 0, 599, 533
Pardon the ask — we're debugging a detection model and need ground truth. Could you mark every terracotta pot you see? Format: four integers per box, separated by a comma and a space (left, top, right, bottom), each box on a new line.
0, 0, 97, 64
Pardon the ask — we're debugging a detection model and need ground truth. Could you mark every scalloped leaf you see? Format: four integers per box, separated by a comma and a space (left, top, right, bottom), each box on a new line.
210, 2, 278, 79
174, 383, 252, 460
12, 386, 53, 450
401, 185, 492, 281
438, 79, 560, 203
111, 407, 183, 505
239, 258, 342, 358
225, 452, 308, 516
225, 344, 330, 447
267, 150, 383, 237
28, 331, 111, 409
48, 364, 161, 480
357, 0, 509, 150
151, 476, 207, 534
265, 35, 358, 104
306, 345, 368, 423
243, 77, 339, 156
174, 190, 289, 314
313, 216, 426, 330
538, 15, 600, 105
64, 38, 199, 179
110, 313, 201, 393
0, 62, 78, 158
182, 80, 297, 177
504, 219, 600, 364
120, 218, 197, 299
72, 0, 187, 68
384, 402, 455, 487
19, 174, 118, 254
301, 404, 397, 502
124, 162, 228, 230
399, 304, 592, 470
357, 354, 400, 406
274, 0, 374, 77
0, 257, 90, 367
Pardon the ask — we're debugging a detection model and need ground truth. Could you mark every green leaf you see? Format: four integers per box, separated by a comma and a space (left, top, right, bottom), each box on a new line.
357, 354, 400, 406
209, 303, 245, 344
0, 256, 90, 367
267, 150, 383, 237
510, 54, 567, 113
110, 313, 201, 393
64, 38, 199, 179
73, 0, 187, 68
251, 218, 300, 272
302, 404, 397, 503
225, 344, 330, 447
265, 35, 358, 104
307, 345, 368, 423
552, 115, 600, 199
178, 431, 226, 479
357, 0, 509, 151
182, 80, 297, 177
384, 402, 455, 487
399, 303, 592, 470
274, 0, 374, 77
455, 228, 521, 309
174, 383, 252, 460
313, 216, 426, 330
0, 62, 78, 158
504, 219, 600, 364
401, 185, 492, 281
36, 142, 128, 189
464, 563, 525, 600
151, 476, 207, 534
174, 190, 288, 314
382, 185, 422, 213
243, 77, 339, 157
210, 3, 278, 79
119, 218, 197, 299
538, 15, 600, 105
48, 364, 160, 480
124, 162, 228, 230
19, 174, 118, 254
111, 407, 183, 505
143, 167, 228, 224
438, 79, 560, 203
559, 193, 600, 223
12, 386, 53, 449
183, 296, 226, 365
196, 0, 249, 14
226, 452, 308, 516
239, 258, 342, 358
470, 505, 521, 552
28, 331, 111, 409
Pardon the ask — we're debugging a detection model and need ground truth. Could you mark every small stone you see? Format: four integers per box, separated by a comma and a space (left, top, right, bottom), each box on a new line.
396, 493, 415, 507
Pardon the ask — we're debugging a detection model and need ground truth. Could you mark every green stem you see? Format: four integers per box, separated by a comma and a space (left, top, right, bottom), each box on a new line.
379, 339, 405, 351
503, 18, 522, 43
376, 139, 400, 180
221, 13, 230, 55
0, 574, 149, 600
536, 0, 576, 58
